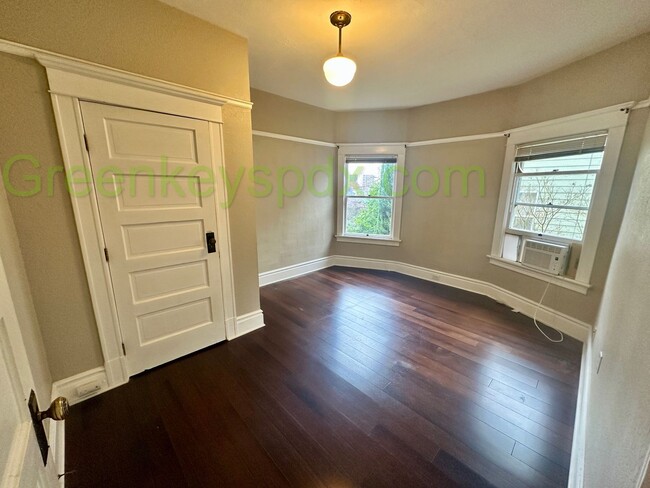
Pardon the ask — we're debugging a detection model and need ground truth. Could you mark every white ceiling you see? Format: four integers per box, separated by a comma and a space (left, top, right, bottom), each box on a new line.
160, 0, 650, 111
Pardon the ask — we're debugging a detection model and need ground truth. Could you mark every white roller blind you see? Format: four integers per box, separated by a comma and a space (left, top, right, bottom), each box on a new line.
345, 155, 398, 163
515, 131, 608, 162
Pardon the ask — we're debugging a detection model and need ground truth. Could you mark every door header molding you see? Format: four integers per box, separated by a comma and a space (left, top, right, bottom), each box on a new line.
0, 37, 253, 114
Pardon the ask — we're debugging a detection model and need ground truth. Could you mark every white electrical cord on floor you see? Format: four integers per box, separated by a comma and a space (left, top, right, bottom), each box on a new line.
533, 280, 564, 343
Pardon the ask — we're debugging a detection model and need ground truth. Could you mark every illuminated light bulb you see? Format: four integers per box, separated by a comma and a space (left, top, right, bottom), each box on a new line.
323, 55, 357, 87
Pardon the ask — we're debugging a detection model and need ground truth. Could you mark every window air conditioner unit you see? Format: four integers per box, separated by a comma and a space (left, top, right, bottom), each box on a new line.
521, 239, 570, 275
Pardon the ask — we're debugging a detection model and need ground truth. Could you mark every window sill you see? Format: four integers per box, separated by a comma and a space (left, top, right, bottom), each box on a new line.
487, 255, 591, 294
335, 235, 401, 247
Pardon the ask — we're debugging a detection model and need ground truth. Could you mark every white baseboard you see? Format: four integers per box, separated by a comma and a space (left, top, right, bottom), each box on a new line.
234, 309, 265, 337
259, 254, 592, 341
568, 334, 592, 488
54, 310, 265, 406
104, 355, 128, 389
259, 256, 334, 286
52, 366, 109, 406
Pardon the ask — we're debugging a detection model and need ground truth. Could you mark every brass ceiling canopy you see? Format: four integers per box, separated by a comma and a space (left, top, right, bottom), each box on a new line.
330, 10, 352, 29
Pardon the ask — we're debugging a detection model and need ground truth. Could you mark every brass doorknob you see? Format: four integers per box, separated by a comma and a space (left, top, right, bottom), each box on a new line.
38, 396, 69, 422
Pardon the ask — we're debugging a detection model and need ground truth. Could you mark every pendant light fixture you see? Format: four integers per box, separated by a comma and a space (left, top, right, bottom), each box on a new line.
323, 11, 357, 87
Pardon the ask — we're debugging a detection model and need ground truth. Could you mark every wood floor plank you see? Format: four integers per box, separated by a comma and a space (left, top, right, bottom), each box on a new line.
242, 329, 459, 487
65, 268, 581, 488
228, 339, 435, 488
512, 442, 569, 486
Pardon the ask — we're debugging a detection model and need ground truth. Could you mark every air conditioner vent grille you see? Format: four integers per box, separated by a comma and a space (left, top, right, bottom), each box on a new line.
521, 239, 570, 275
527, 241, 564, 254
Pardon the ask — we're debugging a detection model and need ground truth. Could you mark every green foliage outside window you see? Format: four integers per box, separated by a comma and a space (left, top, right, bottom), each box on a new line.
345, 164, 394, 236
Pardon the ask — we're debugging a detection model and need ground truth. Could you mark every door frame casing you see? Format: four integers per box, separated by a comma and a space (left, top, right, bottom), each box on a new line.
40, 54, 240, 390
0, 191, 59, 486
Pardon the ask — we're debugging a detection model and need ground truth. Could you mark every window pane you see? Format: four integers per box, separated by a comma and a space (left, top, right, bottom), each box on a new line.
346, 162, 395, 196
510, 205, 589, 240
514, 173, 596, 209
518, 152, 603, 173
345, 197, 393, 236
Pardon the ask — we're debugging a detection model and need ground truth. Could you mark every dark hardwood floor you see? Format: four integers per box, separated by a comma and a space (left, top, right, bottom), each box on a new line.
65, 267, 583, 487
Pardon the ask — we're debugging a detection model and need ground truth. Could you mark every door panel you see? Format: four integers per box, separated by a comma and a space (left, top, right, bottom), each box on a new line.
81, 102, 226, 375
137, 298, 213, 344
105, 118, 199, 162
130, 261, 209, 303
122, 220, 205, 258
117, 175, 203, 209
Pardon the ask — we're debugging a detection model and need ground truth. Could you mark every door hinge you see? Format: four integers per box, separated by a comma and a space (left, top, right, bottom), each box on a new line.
104, 248, 109, 262
121, 342, 126, 356
83, 134, 90, 152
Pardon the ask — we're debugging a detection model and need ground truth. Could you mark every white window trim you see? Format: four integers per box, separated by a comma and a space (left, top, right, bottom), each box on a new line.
489, 102, 632, 294
336, 144, 406, 246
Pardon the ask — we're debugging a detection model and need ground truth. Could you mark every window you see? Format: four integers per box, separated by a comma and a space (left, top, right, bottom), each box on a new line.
490, 104, 630, 293
336, 145, 406, 246
507, 131, 606, 242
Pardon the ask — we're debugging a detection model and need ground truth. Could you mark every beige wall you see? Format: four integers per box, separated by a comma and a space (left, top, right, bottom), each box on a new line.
220, 104, 261, 316
583, 110, 650, 488
336, 109, 410, 144
251, 89, 336, 143
511, 32, 650, 128
250, 90, 338, 273
0, 53, 104, 380
253, 138, 337, 273
252, 32, 650, 326
0, 0, 259, 380
0, 0, 249, 100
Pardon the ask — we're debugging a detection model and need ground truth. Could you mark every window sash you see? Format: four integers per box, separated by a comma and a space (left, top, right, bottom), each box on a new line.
511, 202, 590, 211
511, 170, 597, 211
345, 195, 395, 200
344, 160, 397, 197
507, 170, 598, 241
507, 205, 590, 239
343, 195, 395, 237
342, 159, 398, 237
507, 209, 590, 241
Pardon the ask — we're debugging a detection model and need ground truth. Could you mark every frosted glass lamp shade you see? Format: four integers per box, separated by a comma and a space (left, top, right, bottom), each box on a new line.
323, 55, 357, 87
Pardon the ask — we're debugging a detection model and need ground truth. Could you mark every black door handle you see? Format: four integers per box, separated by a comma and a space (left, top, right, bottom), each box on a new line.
206, 232, 217, 253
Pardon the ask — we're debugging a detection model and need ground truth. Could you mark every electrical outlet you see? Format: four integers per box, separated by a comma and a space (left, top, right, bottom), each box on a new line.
76, 381, 102, 398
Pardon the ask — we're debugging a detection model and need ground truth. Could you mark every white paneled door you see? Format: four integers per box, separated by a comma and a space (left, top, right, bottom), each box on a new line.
0, 249, 58, 487
81, 102, 227, 375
